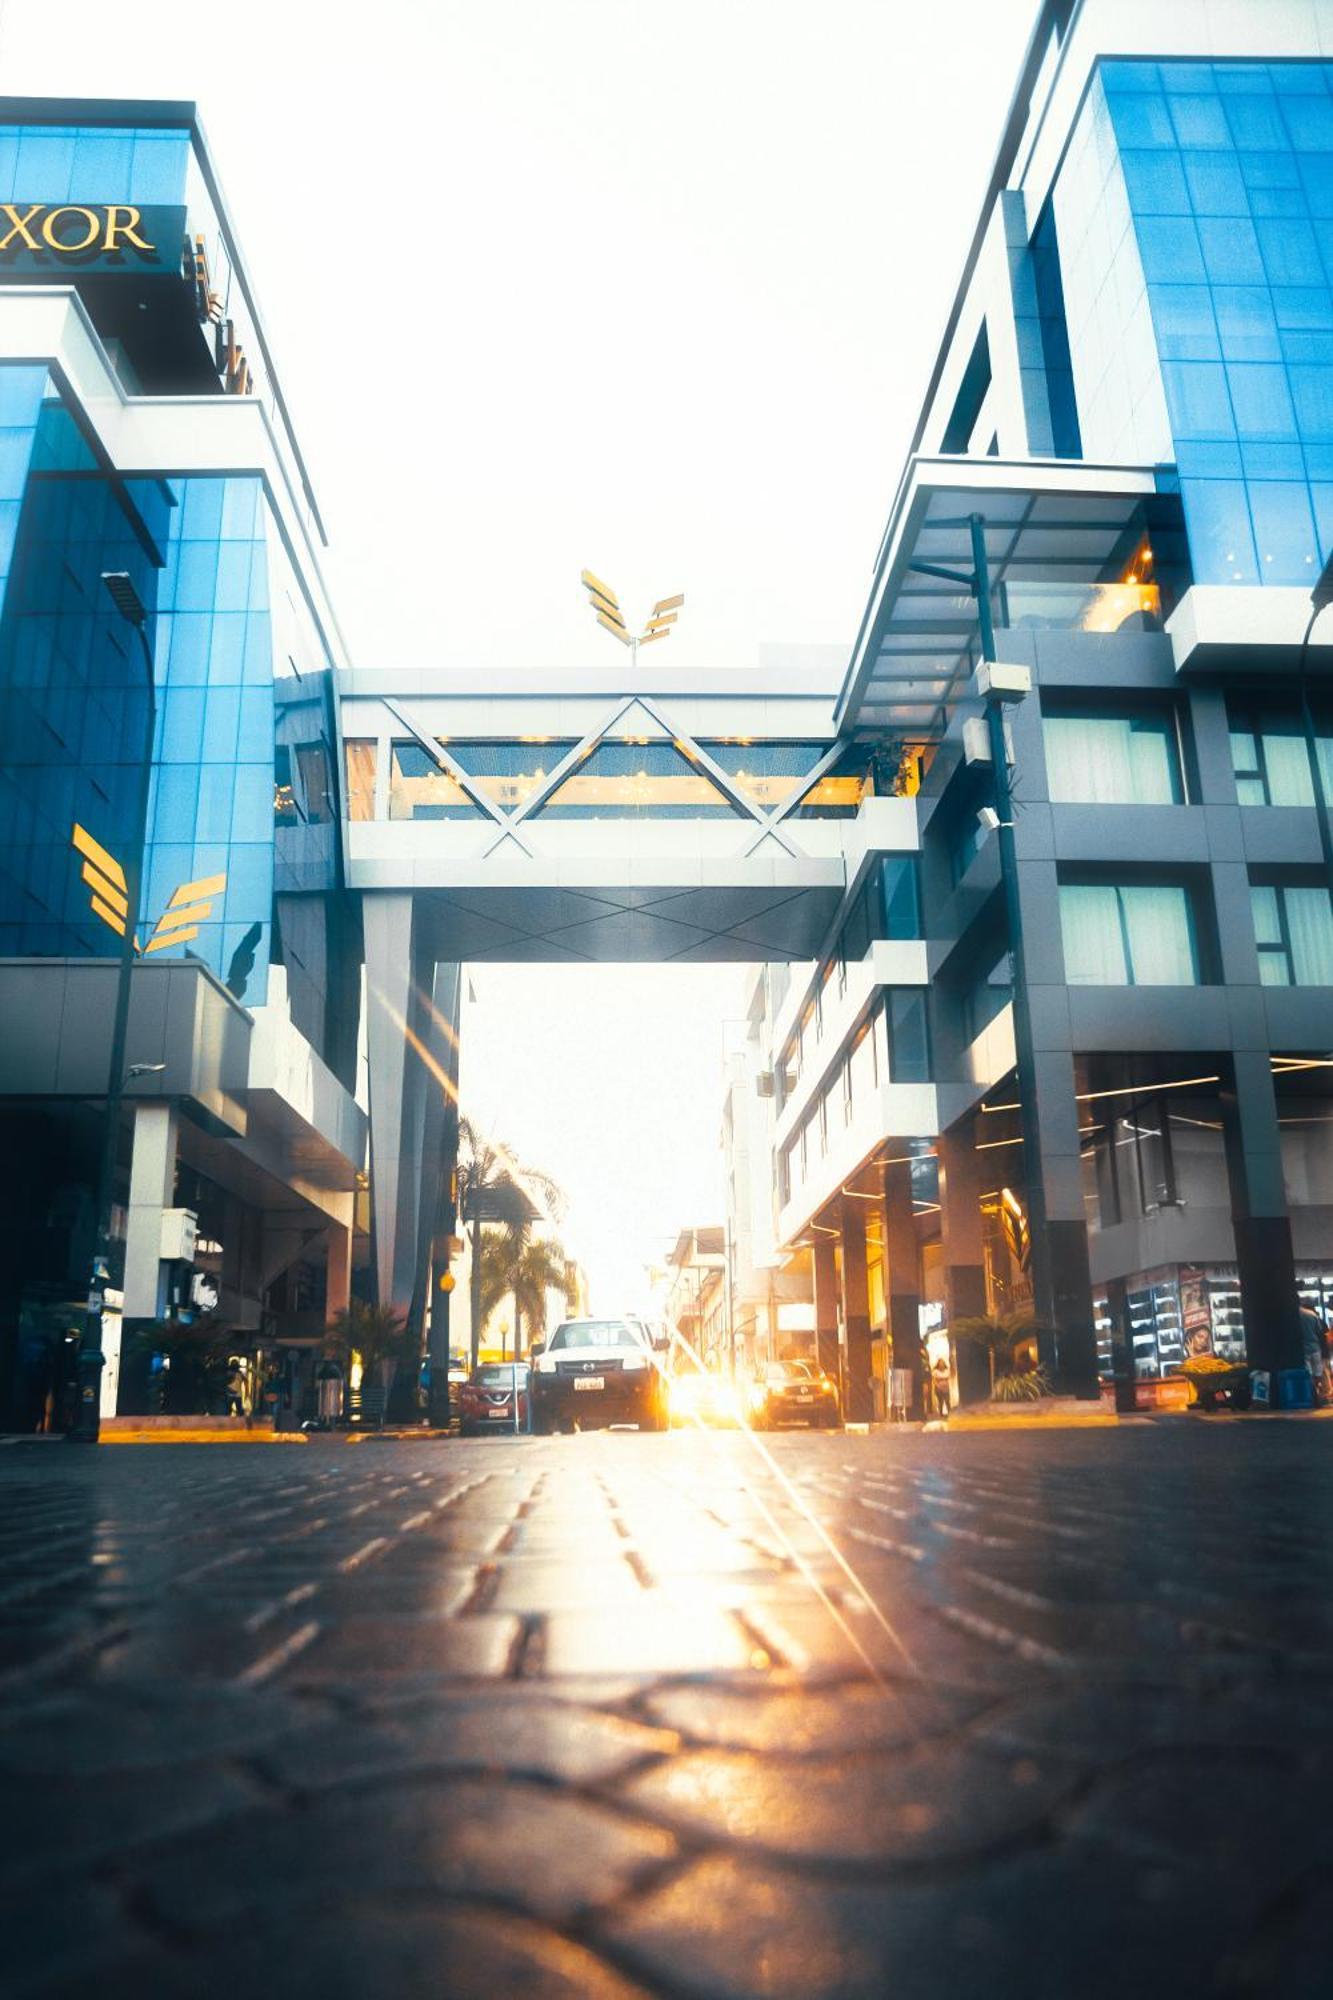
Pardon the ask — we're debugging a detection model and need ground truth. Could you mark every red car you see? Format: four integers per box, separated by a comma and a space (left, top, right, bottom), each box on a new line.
458, 1362, 530, 1435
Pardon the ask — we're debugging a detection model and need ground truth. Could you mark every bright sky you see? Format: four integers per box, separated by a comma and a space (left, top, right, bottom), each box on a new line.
3, 0, 1039, 1305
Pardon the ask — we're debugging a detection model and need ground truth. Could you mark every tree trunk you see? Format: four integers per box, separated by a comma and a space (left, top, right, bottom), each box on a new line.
469, 1220, 482, 1373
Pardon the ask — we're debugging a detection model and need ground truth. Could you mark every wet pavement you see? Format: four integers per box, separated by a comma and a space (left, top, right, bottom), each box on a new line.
3, 1422, 1333, 1997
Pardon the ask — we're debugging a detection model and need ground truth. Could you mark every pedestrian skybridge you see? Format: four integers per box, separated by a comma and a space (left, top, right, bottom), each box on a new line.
338, 655, 920, 964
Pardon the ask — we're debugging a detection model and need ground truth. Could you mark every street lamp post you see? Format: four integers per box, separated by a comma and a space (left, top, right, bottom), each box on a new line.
69, 573, 157, 1443
1297, 551, 1333, 899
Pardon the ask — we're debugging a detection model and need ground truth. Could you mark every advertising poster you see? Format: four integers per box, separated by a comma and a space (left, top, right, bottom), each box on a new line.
1179, 1265, 1212, 1355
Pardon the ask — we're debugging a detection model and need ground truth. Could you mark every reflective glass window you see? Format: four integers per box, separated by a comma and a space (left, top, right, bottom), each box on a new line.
885, 990, 931, 1083
540, 739, 743, 819
702, 740, 829, 811
389, 742, 474, 820
1252, 882, 1333, 984
447, 739, 575, 814
344, 740, 376, 822
879, 855, 921, 939
1060, 882, 1200, 985
1043, 707, 1183, 804
1227, 704, 1333, 805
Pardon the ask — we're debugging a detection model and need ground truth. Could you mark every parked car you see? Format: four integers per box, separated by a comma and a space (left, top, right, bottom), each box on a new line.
530, 1318, 669, 1433
458, 1362, 529, 1435
749, 1357, 840, 1429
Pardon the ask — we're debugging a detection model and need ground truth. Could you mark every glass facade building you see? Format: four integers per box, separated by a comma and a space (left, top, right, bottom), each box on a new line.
0, 365, 165, 957
0, 100, 360, 1432
0, 113, 348, 1069
1057, 58, 1333, 585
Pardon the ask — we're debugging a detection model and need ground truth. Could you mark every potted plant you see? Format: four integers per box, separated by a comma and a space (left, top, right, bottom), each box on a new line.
952, 1311, 1055, 1406
325, 1300, 415, 1425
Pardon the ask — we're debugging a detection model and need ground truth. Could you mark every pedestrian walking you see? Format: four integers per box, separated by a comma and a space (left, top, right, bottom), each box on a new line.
224, 1360, 246, 1418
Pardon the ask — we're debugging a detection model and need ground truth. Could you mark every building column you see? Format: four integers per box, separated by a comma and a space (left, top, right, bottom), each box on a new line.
839, 1195, 874, 1424
1222, 1050, 1304, 1380
936, 1120, 989, 1405
363, 893, 434, 1315
882, 1158, 923, 1416
121, 1101, 178, 1322
812, 1230, 839, 1387
1026, 1050, 1099, 1396
325, 1216, 352, 1325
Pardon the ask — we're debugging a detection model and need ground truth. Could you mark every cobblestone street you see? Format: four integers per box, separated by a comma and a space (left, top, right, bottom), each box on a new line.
4, 1424, 1333, 1997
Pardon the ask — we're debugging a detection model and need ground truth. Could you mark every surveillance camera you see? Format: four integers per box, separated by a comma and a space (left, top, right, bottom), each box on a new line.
976, 806, 1001, 833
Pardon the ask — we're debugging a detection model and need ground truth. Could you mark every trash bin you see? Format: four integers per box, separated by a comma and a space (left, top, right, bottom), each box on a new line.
315, 1360, 344, 1426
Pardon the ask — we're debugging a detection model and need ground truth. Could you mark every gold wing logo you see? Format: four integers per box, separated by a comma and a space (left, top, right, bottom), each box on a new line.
71, 824, 225, 954
581, 571, 685, 651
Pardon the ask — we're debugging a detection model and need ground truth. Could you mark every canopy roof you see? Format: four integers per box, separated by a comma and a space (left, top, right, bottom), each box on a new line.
837, 456, 1174, 737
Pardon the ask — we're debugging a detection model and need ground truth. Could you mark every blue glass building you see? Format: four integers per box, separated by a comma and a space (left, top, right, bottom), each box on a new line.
0, 100, 362, 1429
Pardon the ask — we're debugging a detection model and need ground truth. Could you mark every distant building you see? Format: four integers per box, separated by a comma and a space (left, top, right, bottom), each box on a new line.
664, 1227, 727, 1367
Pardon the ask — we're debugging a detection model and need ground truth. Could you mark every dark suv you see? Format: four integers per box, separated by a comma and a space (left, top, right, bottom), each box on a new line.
530, 1318, 669, 1433
749, 1358, 841, 1430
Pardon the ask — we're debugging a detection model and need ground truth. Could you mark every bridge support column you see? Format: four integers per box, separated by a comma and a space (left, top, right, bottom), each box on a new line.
812, 1230, 840, 1389
363, 894, 437, 1319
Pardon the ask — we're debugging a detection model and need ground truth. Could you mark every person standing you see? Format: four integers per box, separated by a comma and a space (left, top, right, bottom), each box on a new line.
931, 1352, 953, 1421
1300, 1304, 1330, 1405
224, 1360, 246, 1418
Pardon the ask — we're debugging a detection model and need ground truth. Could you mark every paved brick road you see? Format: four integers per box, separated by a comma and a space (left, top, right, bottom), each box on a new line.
3, 1423, 1333, 1997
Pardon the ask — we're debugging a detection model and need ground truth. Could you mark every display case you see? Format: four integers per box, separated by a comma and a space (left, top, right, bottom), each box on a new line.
1206, 1265, 1246, 1360
1125, 1270, 1184, 1378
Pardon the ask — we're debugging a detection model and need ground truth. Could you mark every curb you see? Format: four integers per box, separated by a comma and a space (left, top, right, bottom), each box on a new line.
99, 1430, 309, 1445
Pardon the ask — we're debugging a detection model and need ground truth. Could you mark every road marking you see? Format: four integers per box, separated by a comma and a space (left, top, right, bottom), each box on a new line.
338, 1537, 389, 1572
235, 1620, 322, 1686
847, 1525, 927, 1563
176, 1545, 254, 1586
933, 1602, 1072, 1669
243, 1582, 319, 1633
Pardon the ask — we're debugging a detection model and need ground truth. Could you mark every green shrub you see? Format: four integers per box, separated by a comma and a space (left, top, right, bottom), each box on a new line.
991, 1367, 1050, 1403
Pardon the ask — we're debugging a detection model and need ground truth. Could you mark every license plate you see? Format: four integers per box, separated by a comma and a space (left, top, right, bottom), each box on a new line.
573, 1376, 604, 1392
794, 1389, 811, 1399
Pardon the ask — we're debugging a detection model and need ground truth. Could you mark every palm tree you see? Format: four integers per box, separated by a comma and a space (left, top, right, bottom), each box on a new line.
471, 1230, 574, 1360
455, 1117, 564, 1370
508, 1237, 574, 1358
325, 1300, 415, 1420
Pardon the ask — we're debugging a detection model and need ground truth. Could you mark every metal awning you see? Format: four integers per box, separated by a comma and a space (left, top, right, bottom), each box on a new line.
837, 456, 1175, 737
